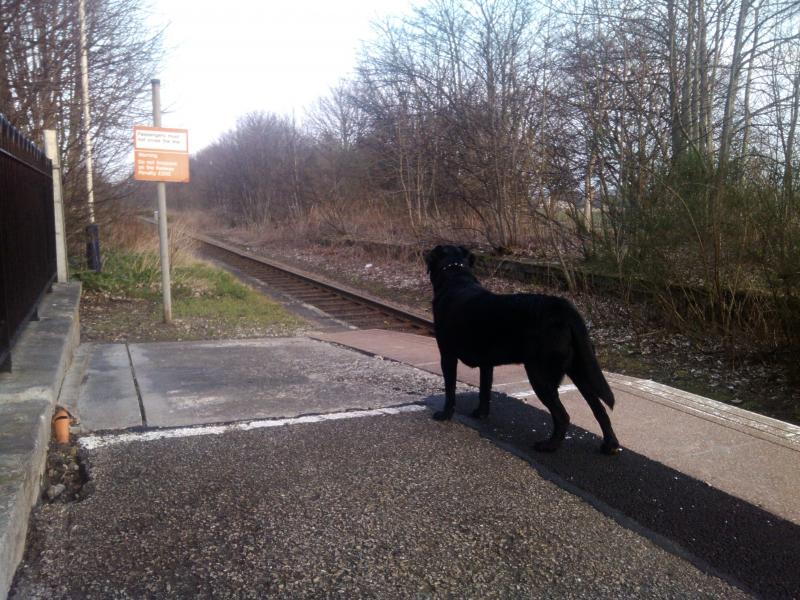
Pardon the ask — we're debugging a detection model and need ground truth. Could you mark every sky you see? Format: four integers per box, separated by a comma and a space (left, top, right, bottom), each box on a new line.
147, 0, 413, 154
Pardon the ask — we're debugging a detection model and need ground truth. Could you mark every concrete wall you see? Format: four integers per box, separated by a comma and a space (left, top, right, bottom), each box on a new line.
0, 283, 81, 599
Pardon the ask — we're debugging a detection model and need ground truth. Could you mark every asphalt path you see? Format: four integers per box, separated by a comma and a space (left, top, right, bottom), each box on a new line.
12, 409, 750, 599
448, 391, 800, 600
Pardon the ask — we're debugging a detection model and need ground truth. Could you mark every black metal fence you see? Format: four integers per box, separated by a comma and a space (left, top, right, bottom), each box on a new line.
0, 114, 57, 371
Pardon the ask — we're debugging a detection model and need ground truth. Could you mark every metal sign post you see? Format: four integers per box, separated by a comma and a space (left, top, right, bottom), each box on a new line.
133, 80, 190, 324
133, 79, 189, 323
152, 79, 171, 323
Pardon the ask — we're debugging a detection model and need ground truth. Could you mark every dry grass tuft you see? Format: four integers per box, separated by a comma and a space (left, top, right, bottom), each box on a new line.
105, 212, 198, 267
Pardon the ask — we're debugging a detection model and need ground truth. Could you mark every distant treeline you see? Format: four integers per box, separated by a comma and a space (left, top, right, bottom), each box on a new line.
174, 0, 800, 349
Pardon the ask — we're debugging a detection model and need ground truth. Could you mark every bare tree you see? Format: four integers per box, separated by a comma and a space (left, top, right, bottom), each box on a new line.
0, 0, 162, 244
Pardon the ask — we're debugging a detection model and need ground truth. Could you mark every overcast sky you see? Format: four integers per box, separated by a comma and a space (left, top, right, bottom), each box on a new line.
147, 0, 413, 153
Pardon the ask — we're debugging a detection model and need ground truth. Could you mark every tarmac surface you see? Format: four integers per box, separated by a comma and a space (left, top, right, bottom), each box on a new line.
12, 403, 744, 597
8, 333, 800, 598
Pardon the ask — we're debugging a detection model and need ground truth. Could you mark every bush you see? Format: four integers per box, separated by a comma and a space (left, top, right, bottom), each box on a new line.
595, 152, 799, 353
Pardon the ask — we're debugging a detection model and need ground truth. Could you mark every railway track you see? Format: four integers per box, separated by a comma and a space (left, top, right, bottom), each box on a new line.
192, 233, 435, 336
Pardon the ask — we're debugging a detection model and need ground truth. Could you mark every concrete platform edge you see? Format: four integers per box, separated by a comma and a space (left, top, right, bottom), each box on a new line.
607, 372, 800, 450
0, 282, 81, 600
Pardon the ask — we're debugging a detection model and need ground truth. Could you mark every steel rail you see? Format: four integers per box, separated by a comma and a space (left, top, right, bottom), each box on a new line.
191, 232, 435, 335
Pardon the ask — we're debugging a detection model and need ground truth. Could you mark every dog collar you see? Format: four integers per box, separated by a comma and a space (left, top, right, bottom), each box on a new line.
441, 262, 465, 271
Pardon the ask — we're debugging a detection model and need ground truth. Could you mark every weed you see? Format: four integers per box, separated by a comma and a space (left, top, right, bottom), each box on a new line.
74, 250, 161, 298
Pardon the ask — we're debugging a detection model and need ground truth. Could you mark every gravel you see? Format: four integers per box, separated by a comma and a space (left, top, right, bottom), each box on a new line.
11, 413, 751, 599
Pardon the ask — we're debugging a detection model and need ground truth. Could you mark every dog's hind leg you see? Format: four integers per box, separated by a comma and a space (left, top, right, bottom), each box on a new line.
525, 364, 570, 452
471, 366, 493, 419
434, 353, 458, 421
568, 369, 621, 455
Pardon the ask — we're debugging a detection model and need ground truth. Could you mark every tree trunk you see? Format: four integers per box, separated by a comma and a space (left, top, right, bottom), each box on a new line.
668, 0, 682, 159
741, 1, 761, 161
783, 63, 800, 204
718, 0, 752, 170
680, 0, 697, 156
697, 0, 709, 156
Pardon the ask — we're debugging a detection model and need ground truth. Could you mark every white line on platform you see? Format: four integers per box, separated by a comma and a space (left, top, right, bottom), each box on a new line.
511, 384, 577, 399
79, 404, 426, 450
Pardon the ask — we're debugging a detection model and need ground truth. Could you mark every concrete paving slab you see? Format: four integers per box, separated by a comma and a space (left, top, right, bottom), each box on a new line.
127, 337, 444, 428
54, 344, 91, 419
316, 328, 438, 365
611, 373, 800, 447
596, 386, 800, 520
74, 344, 142, 432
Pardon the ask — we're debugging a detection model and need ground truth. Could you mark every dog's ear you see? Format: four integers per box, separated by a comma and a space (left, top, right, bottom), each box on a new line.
459, 245, 476, 268
423, 250, 433, 273
424, 246, 441, 273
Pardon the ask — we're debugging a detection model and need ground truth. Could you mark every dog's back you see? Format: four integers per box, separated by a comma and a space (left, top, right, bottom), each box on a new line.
437, 290, 612, 406
435, 289, 573, 364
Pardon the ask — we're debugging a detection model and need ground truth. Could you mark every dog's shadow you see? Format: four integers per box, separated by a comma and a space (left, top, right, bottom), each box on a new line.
423, 390, 799, 599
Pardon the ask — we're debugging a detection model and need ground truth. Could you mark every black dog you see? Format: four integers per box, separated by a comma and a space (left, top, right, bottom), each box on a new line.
424, 245, 620, 455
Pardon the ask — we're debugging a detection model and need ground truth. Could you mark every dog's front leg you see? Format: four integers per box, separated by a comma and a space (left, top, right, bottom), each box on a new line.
471, 366, 492, 419
434, 354, 458, 421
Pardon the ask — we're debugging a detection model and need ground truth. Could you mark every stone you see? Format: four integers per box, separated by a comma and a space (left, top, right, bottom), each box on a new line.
46, 484, 66, 501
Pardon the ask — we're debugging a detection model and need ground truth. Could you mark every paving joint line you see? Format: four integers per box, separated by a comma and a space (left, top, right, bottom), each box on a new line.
124, 341, 148, 427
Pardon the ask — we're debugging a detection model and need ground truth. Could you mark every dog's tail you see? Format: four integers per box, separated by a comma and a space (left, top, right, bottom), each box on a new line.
570, 318, 615, 410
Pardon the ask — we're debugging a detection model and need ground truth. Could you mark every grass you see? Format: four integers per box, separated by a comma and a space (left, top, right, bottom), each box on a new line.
74, 250, 162, 299
170, 262, 302, 329
75, 247, 305, 342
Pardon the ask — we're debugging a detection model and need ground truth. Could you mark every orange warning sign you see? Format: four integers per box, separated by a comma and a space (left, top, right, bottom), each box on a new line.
134, 150, 190, 182
133, 126, 190, 183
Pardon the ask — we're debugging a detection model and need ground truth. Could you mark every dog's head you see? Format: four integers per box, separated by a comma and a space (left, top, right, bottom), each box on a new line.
424, 245, 476, 278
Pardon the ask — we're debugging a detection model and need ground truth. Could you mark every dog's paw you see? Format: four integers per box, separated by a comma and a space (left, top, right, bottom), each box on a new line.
470, 407, 489, 419
600, 441, 622, 455
432, 410, 453, 421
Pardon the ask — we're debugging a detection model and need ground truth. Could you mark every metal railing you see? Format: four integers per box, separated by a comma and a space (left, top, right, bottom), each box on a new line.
0, 115, 57, 371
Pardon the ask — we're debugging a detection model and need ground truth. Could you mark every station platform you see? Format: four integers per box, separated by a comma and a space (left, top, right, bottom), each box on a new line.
312, 328, 800, 527
35, 330, 800, 596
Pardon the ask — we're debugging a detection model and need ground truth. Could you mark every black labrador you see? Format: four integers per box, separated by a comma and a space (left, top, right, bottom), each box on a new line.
424, 244, 620, 455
